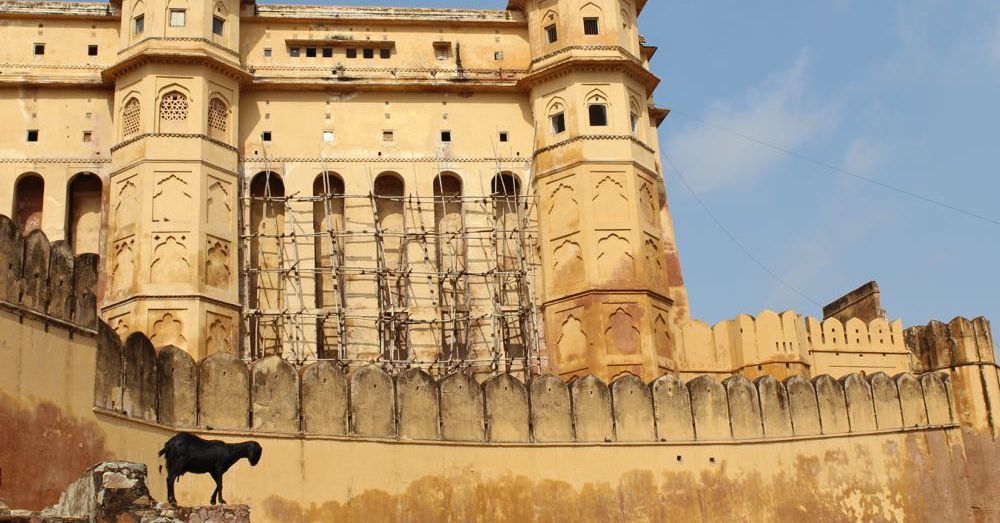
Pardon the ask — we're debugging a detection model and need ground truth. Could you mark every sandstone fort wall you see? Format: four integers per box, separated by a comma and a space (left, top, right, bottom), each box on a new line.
0, 214, 998, 520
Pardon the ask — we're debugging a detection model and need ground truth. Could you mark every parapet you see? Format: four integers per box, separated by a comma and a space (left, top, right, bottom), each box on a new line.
672, 309, 910, 379
95, 330, 958, 443
905, 316, 996, 372
0, 215, 99, 333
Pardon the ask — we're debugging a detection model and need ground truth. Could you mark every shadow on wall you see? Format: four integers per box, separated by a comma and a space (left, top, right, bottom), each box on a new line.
96, 327, 959, 443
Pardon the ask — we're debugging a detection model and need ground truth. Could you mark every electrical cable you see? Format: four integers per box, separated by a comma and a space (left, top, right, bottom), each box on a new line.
663, 152, 823, 307
669, 109, 1000, 228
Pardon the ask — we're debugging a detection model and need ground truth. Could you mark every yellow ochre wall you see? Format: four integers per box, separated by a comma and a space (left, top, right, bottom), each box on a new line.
0, 305, 994, 522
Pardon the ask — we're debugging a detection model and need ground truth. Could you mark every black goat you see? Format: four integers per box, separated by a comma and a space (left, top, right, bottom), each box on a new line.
158, 432, 262, 506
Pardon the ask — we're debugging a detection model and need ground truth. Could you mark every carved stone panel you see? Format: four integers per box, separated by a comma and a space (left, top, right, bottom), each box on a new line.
148, 310, 187, 349
207, 312, 234, 354
111, 236, 136, 294
596, 232, 634, 282
554, 308, 588, 369
152, 173, 192, 223
205, 236, 231, 288
150, 233, 191, 284
113, 177, 138, 233
546, 178, 579, 234
207, 177, 233, 227
604, 304, 640, 356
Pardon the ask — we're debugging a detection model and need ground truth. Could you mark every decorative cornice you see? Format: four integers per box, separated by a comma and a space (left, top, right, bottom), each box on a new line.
0, 157, 110, 164
240, 156, 531, 164
118, 37, 241, 58
101, 293, 240, 311
248, 4, 523, 25
533, 134, 656, 157
250, 64, 527, 76
530, 45, 644, 66
111, 133, 238, 153
0, 62, 104, 71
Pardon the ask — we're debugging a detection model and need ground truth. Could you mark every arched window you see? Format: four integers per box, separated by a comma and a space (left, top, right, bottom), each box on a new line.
158, 90, 188, 133
491, 172, 525, 360
121, 97, 140, 137
13, 174, 44, 235
581, 2, 602, 35
207, 97, 228, 140
131, 0, 146, 41
547, 97, 566, 135
373, 173, 407, 360
313, 172, 344, 359
586, 90, 609, 127
249, 171, 285, 358
212, 2, 228, 39
541, 10, 559, 44
434, 173, 467, 362
629, 97, 642, 136
67, 173, 103, 255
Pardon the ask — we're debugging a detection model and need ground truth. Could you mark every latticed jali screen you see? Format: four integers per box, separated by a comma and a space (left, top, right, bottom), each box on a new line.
239, 168, 542, 378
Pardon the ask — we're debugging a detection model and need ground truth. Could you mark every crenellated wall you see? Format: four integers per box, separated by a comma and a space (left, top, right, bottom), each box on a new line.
0, 214, 99, 331
95, 328, 957, 443
673, 310, 912, 380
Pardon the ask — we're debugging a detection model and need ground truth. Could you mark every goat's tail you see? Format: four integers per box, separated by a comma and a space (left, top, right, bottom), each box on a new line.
158, 445, 167, 474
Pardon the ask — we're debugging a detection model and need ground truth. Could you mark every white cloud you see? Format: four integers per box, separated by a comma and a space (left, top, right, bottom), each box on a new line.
841, 138, 886, 176
667, 52, 839, 193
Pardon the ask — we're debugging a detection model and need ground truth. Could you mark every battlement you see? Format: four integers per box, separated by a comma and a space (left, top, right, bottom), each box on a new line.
0, 215, 99, 334
673, 310, 910, 379
905, 316, 996, 371
95, 328, 956, 443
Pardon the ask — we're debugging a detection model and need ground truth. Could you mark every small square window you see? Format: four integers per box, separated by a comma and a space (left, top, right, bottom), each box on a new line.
261, 131, 272, 141
346, 48, 357, 58
379, 48, 391, 59
212, 16, 225, 36
82, 131, 92, 142
85, 112, 92, 120
26, 129, 39, 142
363, 48, 374, 59
494, 51, 504, 60
263, 47, 272, 57
545, 24, 558, 43
434, 43, 450, 61
306, 47, 317, 58
33, 43, 45, 56
589, 104, 608, 126
382, 130, 394, 142
87, 45, 98, 56
583, 17, 600, 35
324, 112, 331, 120
441, 130, 452, 143
499, 131, 509, 142
323, 130, 334, 143
550, 113, 565, 135
289, 47, 300, 57
322, 47, 333, 58
169, 9, 186, 27
134, 15, 144, 35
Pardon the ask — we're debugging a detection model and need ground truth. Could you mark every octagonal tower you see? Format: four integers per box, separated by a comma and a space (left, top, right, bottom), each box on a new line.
518, 0, 685, 381
102, 0, 247, 359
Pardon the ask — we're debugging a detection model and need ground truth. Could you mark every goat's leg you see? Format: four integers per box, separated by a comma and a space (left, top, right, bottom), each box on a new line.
166, 473, 177, 505
211, 471, 226, 505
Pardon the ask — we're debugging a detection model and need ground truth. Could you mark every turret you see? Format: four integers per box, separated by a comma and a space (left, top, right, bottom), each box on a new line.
102, 0, 246, 359
520, 0, 680, 381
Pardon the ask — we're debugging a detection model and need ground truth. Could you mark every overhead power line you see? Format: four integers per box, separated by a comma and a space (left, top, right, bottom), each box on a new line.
663, 152, 823, 307
669, 109, 1000, 228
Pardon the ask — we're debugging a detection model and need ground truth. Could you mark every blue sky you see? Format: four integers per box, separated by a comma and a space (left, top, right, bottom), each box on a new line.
266, 1, 1000, 328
